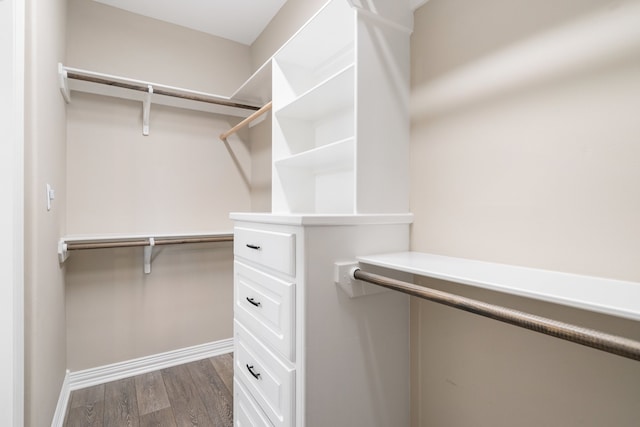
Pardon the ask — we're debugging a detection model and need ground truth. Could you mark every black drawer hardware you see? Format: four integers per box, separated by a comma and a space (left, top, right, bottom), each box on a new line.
246, 364, 261, 380
246, 244, 261, 250
246, 297, 261, 307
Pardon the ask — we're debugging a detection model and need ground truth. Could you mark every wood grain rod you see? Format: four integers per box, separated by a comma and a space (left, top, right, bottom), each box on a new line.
65, 235, 234, 251
219, 101, 273, 141
353, 268, 640, 361
66, 72, 260, 111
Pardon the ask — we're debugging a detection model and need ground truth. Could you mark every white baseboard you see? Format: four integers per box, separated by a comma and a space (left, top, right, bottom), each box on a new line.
51, 338, 233, 427
50, 370, 70, 427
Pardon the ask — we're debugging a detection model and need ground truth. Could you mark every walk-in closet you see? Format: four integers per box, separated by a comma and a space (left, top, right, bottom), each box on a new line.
7, 0, 640, 426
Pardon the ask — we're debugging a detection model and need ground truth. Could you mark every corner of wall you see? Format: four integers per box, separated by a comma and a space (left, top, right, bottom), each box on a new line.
24, 0, 68, 424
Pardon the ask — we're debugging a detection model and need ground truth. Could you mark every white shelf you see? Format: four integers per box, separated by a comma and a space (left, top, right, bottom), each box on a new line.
230, 59, 273, 106
274, 138, 354, 172
61, 230, 234, 243
356, 252, 640, 321
274, 44, 354, 100
275, 65, 354, 120
274, 138, 356, 214
274, 0, 354, 71
229, 212, 414, 226
60, 64, 259, 118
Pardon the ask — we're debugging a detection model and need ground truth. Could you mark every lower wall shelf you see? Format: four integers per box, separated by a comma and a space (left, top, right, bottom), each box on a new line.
357, 252, 640, 321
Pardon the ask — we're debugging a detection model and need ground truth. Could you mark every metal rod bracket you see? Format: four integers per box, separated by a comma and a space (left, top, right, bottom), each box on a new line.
58, 239, 69, 263
58, 62, 71, 103
143, 85, 153, 135
143, 237, 155, 274
333, 261, 389, 298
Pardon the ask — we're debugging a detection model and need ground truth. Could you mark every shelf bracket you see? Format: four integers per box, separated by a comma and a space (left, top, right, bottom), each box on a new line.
142, 84, 153, 136
58, 63, 71, 103
143, 237, 155, 274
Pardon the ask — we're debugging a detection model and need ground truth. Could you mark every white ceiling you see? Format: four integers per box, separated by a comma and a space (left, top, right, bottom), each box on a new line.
93, 0, 288, 45
93, 0, 429, 46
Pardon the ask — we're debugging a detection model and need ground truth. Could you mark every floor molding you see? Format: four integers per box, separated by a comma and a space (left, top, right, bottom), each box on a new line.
51, 370, 71, 427
51, 338, 233, 427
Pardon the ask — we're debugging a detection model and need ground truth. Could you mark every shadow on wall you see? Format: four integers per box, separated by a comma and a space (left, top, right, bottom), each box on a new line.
411, 0, 640, 121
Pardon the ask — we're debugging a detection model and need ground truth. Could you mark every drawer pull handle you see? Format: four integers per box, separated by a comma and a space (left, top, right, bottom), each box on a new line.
246, 297, 261, 307
246, 364, 261, 380
246, 244, 261, 250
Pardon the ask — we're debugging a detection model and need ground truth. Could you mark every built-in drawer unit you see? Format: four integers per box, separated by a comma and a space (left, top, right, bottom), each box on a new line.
235, 261, 295, 359
234, 227, 296, 276
235, 320, 295, 427
234, 378, 273, 427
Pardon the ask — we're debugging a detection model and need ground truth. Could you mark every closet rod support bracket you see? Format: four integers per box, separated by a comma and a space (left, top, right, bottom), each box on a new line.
142, 85, 153, 136
58, 239, 69, 264
58, 63, 71, 103
334, 261, 388, 298
143, 237, 155, 274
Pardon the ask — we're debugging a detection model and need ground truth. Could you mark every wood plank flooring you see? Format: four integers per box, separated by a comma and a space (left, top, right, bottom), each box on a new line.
64, 353, 234, 427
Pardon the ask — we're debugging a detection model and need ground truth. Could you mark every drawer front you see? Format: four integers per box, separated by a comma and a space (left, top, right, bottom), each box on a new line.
234, 321, 294, 427
234, 378, 273, 427
234, 227, 295, 276
235, 262, 295, 360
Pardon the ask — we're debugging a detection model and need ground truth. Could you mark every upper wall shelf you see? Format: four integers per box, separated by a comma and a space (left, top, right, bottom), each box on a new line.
357, 252, 640, 322
58, 63, 265, 135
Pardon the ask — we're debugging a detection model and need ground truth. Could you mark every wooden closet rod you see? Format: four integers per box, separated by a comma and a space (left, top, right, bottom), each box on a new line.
220, 101, 273, 141
352, 268, 640, 361
65, 234, 234, 251
66, 72, 260, 111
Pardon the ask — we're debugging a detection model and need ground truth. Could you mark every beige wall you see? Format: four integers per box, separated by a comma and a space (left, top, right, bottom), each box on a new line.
24, 0, 68, 425
66, 0, 251, 95
65, 243, 234, 370
410, 0, 640, 426
64, 0, 252, 370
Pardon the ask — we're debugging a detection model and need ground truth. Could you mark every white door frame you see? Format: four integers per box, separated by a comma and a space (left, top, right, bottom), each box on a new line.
0, 0, 25, 425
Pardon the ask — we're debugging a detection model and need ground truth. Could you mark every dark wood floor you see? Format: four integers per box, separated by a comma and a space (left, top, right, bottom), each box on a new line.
64, 353, 233, 427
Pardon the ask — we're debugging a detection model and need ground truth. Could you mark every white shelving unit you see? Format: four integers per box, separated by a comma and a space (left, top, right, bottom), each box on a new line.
271, 0, 412, 214
357, 252, 640, 321
231, 1, 415, 425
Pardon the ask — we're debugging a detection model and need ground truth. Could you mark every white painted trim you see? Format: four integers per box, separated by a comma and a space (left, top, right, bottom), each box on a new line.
51, 339, 233, 427
68, 339, 233, 391
354, 6, 413, 35
410, 0, 429, 11
0, 0, 25, 425
50, 371, 70, 427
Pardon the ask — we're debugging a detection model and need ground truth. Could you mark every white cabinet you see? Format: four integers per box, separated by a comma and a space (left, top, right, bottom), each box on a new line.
232, 214, 412, 427
271, 0, 412, 214
233, 223, 298, 427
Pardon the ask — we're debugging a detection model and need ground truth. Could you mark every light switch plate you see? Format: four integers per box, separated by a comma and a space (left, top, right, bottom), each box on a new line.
46, 183, 55, 211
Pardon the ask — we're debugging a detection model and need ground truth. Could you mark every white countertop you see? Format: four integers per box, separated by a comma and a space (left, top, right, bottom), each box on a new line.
230, 212, 414, 226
